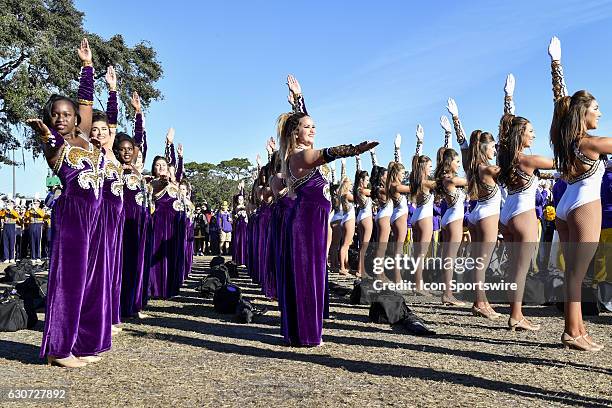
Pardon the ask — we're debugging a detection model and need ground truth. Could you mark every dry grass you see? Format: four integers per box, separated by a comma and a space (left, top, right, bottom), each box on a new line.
0, 257, 610, 408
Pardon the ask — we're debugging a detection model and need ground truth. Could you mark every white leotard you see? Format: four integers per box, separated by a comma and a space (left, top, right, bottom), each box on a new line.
357, 197, 373, 222
468, 183, 502, 225
556, 146, 605, 221
341, 202, 355, 225
409, 192, 434, 225
499, 168, 538, 226
441, 187, 466, 228
375, 200, 393, 221
390, 195, 409, 223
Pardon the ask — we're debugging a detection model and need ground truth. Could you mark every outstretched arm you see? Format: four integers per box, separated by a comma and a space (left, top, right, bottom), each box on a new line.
548, 36, 567, 102
370, 148, 378, 167
27, 119, 65, 170
292, 141, 379, 172
131, 91, 147, 162
77, 38, 94, 138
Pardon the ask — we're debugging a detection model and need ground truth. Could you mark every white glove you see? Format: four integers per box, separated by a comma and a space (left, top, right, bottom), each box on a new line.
446, 98, 459, 117
416, 124, 424, 143
505, 73, 515, 96
548, 36, 561, 61
440, 116, 452, 133
394, 133, 401, 149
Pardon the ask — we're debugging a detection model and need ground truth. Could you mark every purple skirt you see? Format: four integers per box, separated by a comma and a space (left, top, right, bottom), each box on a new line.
120, 201, 148, 318
232, 216, 248, 266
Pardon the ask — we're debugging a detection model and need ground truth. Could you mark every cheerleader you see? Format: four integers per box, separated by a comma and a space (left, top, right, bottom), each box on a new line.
338, 174, 355, 275
354, 157, 373, 278
549, 36, 608, 351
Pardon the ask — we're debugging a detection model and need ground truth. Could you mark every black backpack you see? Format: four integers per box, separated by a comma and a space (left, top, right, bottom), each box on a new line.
2, 264, 28, 283
209, 265, 230, 285
213, 284, 242, 314
0, 290, 28, 332
15, 273, 48, 328
197, 276, 223, 298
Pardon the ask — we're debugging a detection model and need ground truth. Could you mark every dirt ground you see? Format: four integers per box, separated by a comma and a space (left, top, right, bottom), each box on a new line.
0, 256, 610, 408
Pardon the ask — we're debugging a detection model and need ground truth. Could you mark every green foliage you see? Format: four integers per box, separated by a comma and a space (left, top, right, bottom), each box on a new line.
185, 158, 253, 210
0, 0, 163, 163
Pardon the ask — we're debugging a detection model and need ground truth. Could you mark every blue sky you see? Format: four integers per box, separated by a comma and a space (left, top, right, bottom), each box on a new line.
2, 0, 612, 196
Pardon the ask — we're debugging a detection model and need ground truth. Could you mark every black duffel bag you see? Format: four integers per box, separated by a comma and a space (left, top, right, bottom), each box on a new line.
214, 284, 242, 314
0, 291, 28, 332
210, 256, 226, 268
15, 273, 47, 312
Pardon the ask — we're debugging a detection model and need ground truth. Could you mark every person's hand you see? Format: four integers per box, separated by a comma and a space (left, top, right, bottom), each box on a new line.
166, 128, 175, 145
177, 143, 183, 158
357, 140, 379, 154
105, 66, 117, 91
266, 139, 273, 155
287, 74, 302, 95
238, 180, 245, 189
416, 124, 424, 143
269, 136, 276, 151
394, 133, 401, 148
446, 98, 459, 117
26, 119, 56, 146
504, 73, 515, 96
256, 154, 261, 167
77, 38, 92, 63
440, 116, 452, 133
131, 91, 141, 112
548, 36, 561, 61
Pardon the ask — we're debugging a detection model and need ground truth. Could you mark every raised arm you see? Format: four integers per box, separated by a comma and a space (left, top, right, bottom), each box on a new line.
341, 158, 347, 180
165, 128, 176, 166
548, 36, 567, 102
105, 66, 118, 138
394, 133, 402, 163
176, 144, 184, 182
370, 148, 378, 167
356, 155, 362, 172
440, 116, 452, 149
287, 75, 308, 115
446, 98, 470, 170
77, 38, 94, 138
131, 91, 147, 162
504, 73, 516, 115
415, 124, 424, 156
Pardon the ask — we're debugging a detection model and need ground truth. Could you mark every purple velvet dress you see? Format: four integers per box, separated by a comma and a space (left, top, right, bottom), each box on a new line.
93, 157, 125, 327
183, 200, 195, 280
280, 166, 332, 346
232, 209, 248, 266
249, 211, 260, 283
149, 182, 183, 298
275, 194, 297, 336
120, 171, 150, 317
257, 203, 273, 295
40, 137, 107, 359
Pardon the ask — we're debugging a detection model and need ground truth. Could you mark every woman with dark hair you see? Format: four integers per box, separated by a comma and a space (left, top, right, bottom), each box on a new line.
406, 126, 435, 291
89, 66, 125, 338
354, 164, 372, 278
548, 37, 608, 351
497, 93, 555, 331
434, 146, 467, 306
148, 128, 185, 299
255, 163, 273, 293
328, 162, 344, 272
114, 92, 151, 320
276, 93, 377, 345
28, 39, 103, 367
447, 93, 507, 319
